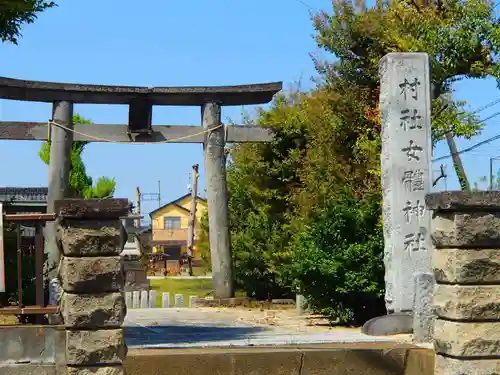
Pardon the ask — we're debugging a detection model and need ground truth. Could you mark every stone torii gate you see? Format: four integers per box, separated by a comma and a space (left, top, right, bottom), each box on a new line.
0, 76, 282, 299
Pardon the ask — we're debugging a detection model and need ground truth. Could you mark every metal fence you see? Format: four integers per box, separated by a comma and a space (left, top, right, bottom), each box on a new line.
0, 203, 57, 323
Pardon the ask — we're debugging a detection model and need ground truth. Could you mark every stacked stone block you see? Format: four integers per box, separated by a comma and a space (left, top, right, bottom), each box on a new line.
426, 192, 500, 375
56, 199, 130, 375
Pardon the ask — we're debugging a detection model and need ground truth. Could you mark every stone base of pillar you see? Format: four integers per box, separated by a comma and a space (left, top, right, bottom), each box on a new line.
435, 356, 500, 375
55, 199, 130, 375
426, 192, 500, 375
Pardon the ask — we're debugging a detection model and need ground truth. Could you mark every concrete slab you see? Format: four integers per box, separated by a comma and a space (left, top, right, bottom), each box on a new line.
125, 308, 395, 349
125, 345, 434, 375
0, 325, 65, 365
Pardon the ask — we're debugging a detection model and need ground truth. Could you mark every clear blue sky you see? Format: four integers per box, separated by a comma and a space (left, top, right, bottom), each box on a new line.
1, 0, 499, 217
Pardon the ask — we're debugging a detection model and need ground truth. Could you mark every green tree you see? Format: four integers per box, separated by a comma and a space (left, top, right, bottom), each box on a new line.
288, 189, 385, 326
0, 0, 56, 44
38, 114, 116, 198
197, 212, 212, 271
314, 0, 500, 188
226, 92, 308, 299
225, 0, 499, 324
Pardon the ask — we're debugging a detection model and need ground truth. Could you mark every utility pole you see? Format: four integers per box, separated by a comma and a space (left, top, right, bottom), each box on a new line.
187, 164, 199, 276
157, 180, 161, 208
436, 88, 470, 191
135, 187, 141, 228
445, 133, 470, 191
134, 187, 142, 252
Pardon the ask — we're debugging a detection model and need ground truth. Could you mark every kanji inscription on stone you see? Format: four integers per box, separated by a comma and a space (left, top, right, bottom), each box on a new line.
402, 170, 425, 193
399, 77, 421, 101
402, 200, 425, 224
401, 140, 424, 161
380, 53, 432, 313
400, 109, 423, 131
404, 228, 427, 253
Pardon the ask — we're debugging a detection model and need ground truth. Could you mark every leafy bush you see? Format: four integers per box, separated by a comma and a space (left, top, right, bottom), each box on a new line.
197, 212, 212, 271
288, 189, 385, 326
84, 176, 116, 199
39, 114, 116, 199
231, 205, 292, 300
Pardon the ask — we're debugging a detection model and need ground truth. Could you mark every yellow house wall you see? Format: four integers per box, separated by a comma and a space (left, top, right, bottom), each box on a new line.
151, 205, 188, 253
177, 196, 208, 223
150, 196, 207, 260
151, 205, 189, 230
177, 197, 207, 259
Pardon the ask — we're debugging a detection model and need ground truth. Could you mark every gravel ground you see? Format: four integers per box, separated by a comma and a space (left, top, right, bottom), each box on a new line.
125, 307, 412, 349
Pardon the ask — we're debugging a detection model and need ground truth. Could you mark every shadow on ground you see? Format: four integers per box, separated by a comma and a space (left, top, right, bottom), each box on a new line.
125, 325, 267, 347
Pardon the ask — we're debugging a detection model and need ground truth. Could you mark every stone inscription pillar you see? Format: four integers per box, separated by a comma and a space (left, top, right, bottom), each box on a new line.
426, 192, 500, 375
56, 199, 130, 375
380, 52, 433, 313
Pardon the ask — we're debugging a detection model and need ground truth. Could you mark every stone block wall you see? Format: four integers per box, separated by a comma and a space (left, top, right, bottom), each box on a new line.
56, 199, 130, 375
426, 192, 500, 375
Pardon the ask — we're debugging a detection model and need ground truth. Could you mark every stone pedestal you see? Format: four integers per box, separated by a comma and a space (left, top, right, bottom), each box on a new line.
122, 260, 150, 291
120, 219, 150, 292
426, 192, 500, 375
121, 254, 150, 292
56, 199, 130, 375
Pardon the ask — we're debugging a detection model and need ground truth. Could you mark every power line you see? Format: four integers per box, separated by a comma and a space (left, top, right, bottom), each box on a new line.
294, 0, 315, 10
471, 97, 500, 114
479, 111, 500, 122
433, 111, 500, 162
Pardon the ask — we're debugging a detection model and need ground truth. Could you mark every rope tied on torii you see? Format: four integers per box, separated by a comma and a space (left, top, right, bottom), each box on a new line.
46, 120, 225, 144
0, 75, 282, 299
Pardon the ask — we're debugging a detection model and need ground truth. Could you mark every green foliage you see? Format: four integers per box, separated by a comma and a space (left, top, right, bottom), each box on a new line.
226, 94, 307, 300
288, 189, 385, 326
197, 212, 212, 271
230, 201, 291, 300
431, 98, 483, 144
39, 114, 116, 198
84, 176, 116, 199
224, 0, 500, 325
313, 0, 500, 141
0, 0, 56, 44
226, 87, 382, 303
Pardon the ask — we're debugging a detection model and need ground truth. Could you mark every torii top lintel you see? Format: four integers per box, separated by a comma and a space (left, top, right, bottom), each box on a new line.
0, 76, 283, 106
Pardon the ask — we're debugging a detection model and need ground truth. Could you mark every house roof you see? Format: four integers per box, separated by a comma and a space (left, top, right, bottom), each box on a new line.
149, 193, 207, 217
0, 187, 48, 203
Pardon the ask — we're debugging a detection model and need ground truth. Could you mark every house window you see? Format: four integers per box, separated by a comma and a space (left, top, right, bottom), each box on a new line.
164, 216, 181, 229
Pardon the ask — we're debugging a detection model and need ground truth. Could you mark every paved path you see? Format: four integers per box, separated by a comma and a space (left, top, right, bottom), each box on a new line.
125, 308, 395, 349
